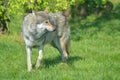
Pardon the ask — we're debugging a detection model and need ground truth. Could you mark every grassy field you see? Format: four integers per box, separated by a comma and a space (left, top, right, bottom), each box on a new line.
0, 6, 120, 80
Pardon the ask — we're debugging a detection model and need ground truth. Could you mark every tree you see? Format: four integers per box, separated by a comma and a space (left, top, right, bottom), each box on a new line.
0, 0, 75, 34
70, 0, 113, 18
0, 0, 10, 34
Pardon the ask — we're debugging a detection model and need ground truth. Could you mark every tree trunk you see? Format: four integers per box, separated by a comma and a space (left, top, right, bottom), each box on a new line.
0, 0, 9, 34
0, 20, 8, 34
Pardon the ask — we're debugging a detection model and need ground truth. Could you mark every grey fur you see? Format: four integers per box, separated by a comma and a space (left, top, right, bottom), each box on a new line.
22, 10, 70, 71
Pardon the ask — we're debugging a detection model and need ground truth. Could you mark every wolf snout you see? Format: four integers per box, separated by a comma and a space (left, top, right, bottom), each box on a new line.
48, 26, 56, 32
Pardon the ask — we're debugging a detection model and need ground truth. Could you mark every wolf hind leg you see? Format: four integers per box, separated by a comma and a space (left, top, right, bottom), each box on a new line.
61, 37, 70, 55
52, 37, 67, 62
59, 38, 69, 61
59, 30, 70, 60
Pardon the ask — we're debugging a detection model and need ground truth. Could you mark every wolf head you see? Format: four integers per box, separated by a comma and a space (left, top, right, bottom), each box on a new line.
32, 9, 55, 32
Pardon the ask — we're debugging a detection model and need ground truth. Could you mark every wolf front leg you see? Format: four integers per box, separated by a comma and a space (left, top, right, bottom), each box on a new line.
35, 44, 44, 69
26, 46, 32, 71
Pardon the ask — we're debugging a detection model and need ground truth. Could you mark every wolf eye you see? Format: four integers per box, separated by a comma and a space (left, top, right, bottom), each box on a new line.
45, 20, 48, 24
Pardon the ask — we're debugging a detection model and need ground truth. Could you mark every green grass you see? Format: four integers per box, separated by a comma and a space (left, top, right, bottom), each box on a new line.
0, 33, 120, 80
0, 12, 120, 80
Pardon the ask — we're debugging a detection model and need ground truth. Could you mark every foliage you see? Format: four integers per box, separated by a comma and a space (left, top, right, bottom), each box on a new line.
70, 0, 112, 19
0, 0, 110, 22
0, 0, 75, 33
1, 0, 75, 16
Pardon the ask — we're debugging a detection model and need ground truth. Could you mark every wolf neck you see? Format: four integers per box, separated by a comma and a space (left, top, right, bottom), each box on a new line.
26, 27, 47, 42
35, 30, 47, 40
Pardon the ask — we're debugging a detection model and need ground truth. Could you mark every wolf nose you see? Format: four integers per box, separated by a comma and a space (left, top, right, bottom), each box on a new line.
53, 27, 56, 31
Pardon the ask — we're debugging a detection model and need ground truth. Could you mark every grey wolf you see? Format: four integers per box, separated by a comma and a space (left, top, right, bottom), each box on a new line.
22, 9, 70, 71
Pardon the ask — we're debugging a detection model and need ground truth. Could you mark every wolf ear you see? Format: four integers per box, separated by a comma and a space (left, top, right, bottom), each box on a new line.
63, 8, 70, 17
63, 8, 71, 20
32, 10, 36, 16
44, 8, 49, 13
